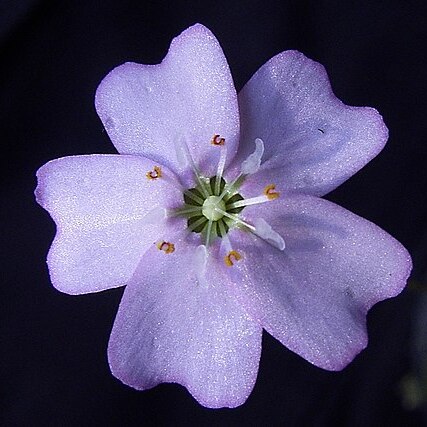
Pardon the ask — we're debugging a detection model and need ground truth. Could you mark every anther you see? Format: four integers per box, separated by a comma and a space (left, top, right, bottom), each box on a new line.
211, 134, 225, 146
157, 241, 175, 254
146, 166, 162, 180
264, 184, 280, 200
224, 250, 242, 267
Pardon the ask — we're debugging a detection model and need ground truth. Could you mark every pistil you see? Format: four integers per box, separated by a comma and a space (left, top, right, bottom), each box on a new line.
202, 196, 226, 221
172, 135, 285, 258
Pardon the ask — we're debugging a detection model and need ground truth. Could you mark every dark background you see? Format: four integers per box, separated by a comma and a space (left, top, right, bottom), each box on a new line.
2, 0, 427, 425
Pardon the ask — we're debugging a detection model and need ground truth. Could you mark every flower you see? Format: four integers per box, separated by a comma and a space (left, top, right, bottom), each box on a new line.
35, 23, 412, 408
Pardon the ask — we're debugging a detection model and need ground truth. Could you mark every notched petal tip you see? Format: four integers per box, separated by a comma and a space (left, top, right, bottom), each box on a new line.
355, 105, 389, 154
272, 49, 332, 91
34, 157, 69, 220
34, 169, 46, 207
321, 334, 369, 372
95, 22, 239, 175
234, 195, 412, 372
107, 241, 262, 409
172, 22, 215, 41
95, 62, 138, 115
35, 154, 182, 296
238, 48, 392, 196
377, 237, 412, 302
108, 345, 254, 409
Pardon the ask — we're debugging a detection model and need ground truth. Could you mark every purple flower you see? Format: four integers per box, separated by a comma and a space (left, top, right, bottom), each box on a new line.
35, 24, 411, 408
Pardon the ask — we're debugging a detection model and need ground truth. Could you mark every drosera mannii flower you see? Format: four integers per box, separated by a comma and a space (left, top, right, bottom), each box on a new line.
35, 24, 412, 408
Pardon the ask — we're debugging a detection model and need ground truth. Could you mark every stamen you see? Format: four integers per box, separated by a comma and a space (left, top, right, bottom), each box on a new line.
172, 206, 203, 217
241, 138, 264, 175
218, 220, 231, 241
224, 250, 242, 267
219, 223, 238, 266
215, 144, 227, 195
211, 134, 225, 146
175, 136, 210, 197
157, 241, 175, 254
253, 218, 285, 250
218, 220, 234, 254
188, 216, 208, 232
204, 219, 214, 246
183, 189, 204, 205
217, 173, 243, 202
213, 207, 256, 231
146, 166, 162, 180
264, 184, 280, 200
195, 176, 211, 199
228, 194, 270, 209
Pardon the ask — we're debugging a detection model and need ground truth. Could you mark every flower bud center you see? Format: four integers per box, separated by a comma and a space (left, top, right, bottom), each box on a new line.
202, 196, 226, 221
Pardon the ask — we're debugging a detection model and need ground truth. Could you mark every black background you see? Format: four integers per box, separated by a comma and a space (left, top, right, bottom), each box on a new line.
2, 0, 426, 425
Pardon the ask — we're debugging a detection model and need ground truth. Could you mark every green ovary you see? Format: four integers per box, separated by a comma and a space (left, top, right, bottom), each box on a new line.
179, 176, 245, 239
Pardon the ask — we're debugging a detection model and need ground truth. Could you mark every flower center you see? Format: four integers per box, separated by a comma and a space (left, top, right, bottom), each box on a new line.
153, 135, 285, 266
178, 175, 245, 239
202, 196, 226, 221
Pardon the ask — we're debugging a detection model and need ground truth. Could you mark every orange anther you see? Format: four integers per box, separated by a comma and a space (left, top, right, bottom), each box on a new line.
146, 166, 162, 180
211, 134, 225, 146
157, 241, 175, 254
263, 184, 280, 200
224, 250, 242, 267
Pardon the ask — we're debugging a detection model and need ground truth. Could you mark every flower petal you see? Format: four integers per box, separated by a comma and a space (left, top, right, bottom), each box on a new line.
108, 236, 262, 408
95, 24, 239, 182
229, 195, 411, 370
237, 51, 388, 196
35, 155, 182, 295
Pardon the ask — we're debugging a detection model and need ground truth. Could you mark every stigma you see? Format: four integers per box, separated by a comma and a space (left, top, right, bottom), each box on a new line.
202, 196, 226, 221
